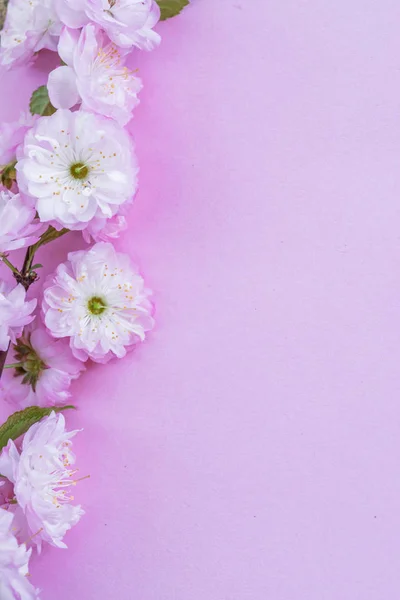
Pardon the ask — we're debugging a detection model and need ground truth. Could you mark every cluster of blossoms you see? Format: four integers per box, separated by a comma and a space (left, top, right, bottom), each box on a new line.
0, 0, 189, 595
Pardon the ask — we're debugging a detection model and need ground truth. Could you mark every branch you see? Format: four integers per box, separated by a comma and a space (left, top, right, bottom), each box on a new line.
0, 344, 9, 377
0, 255, 19, 275
0, 226, 69, 378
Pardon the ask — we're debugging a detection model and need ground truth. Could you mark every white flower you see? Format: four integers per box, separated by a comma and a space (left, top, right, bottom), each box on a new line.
0, 283, 37, 352
0, 0, 62, 69
0, 190, 43, 253
2, 325, 85, 409
54, 0, 161, 51
16, 109, 138, 232
85, 0, 161, 50
0, 412, 84, 551
42, 242, 155, 363
48, 25, 142, 126
0, 508, 39, 599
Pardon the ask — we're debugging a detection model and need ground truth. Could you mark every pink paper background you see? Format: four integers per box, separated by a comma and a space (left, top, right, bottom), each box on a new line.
2, 0, 400, 597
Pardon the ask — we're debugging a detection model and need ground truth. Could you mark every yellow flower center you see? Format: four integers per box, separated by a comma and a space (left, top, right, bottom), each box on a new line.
87, 296, 107, 316
70, 162, 89, 180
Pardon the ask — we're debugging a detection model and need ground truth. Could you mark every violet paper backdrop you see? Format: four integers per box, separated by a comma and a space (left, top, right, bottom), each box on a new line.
1, 0, 400, 598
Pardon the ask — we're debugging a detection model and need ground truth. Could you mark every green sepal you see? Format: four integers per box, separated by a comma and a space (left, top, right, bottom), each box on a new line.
0, 160, 17, 189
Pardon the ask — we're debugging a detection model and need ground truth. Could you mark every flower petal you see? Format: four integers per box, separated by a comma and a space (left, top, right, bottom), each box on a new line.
58, 26, 80, 65
48, 65, 80, 109
0, 440, 20, 484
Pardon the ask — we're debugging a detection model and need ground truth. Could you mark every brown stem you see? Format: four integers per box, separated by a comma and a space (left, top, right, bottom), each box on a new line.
0, 344, 10, 378
0, 249, 37, 377
0, 226, 68, 378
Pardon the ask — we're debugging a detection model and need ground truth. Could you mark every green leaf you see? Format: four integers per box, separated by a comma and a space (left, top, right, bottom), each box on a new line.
29, 85, 56, 117
30, 264, 43, 270
156, 0, 189, 20
0, 405, 75, 451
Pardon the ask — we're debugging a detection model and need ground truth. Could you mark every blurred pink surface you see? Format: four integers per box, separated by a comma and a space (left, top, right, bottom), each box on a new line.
2, 0, 400, 597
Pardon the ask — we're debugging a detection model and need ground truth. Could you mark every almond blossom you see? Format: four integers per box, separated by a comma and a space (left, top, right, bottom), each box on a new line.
0, 190, 43, 253
0, 283, 36, 352
55, 0, 161, 50
48, 25, 142, 126
86, 0, 161, 50
42, 242, 154, 363
16, 109, 138, 232
0, 412, 84, 551
0, 508, 39, 599
0, 0, 62, 69
1, 325, 85, 409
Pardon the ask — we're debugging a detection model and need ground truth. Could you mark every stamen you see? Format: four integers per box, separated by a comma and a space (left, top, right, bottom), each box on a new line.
24, 528, 44, 545
71, 474, 91, 485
